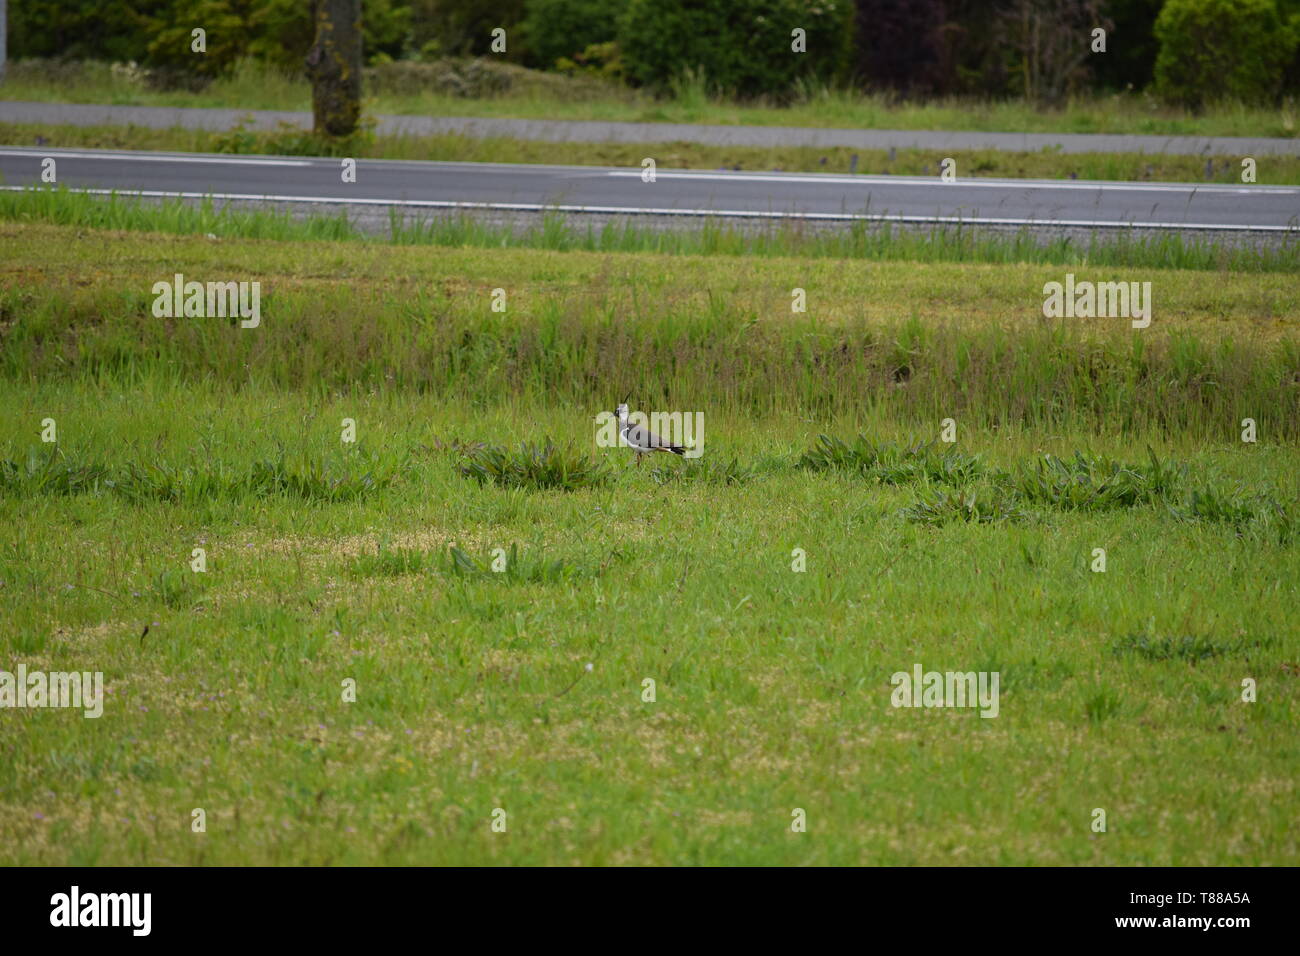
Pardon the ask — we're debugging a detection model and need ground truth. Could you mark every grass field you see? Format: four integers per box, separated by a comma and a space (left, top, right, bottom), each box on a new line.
1, 223, 1297, 865
4, 58, 1297, 140
7, 121, 1298, 186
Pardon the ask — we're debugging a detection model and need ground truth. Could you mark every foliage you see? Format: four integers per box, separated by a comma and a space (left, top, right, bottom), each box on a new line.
851, 0, 947, 95
456, 440, 611, 490
902, 489, 1028, 525
521, 0, 625, 69
407, 0, 530, 59
1154, 0, 1298, 107
618, 0, 853, 98
798, 436, 984, 485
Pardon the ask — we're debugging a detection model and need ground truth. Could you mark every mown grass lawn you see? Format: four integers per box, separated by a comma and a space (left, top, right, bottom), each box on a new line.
1, 225, 1296, 864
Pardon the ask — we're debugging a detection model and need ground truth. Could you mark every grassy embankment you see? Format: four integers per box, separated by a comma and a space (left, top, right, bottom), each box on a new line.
2, 186, 1299, 273
3, 58, 1296, 139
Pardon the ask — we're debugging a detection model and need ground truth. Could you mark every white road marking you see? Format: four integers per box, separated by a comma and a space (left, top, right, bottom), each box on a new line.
0, 148, 311, 167
6, 147, 1295, 193
1, 185, 1295, 232
605, 169, 1300, 194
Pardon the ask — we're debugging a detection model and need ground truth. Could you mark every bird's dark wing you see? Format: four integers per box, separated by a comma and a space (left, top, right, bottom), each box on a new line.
624, 421, 677, 450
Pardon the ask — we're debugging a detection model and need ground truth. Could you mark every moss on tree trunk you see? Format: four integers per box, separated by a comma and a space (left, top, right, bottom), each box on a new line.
305, 0, 362, 137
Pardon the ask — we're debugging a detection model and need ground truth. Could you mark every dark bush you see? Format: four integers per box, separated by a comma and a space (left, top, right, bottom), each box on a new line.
1091, 0, 1164, 91
12, 0, 408, 83
9, 0, 168, 62
407, 0, 530, 59
521, 0, 625, 69
618, 0, 853, 98
852, 0, 946, 95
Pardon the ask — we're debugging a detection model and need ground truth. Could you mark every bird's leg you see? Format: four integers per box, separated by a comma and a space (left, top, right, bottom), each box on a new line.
636, 452, 642, 469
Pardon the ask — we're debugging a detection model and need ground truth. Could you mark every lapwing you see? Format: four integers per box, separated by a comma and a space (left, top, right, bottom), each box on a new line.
616, 402, 685, 467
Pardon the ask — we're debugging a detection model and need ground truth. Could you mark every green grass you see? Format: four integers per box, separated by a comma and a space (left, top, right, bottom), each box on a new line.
7, 120, 1298, 186
456, 440, 611, 491
3, 223, 1298, 433
2, 383, 1297, 865
2, 188, 1299, 274
0, 224, 1297, 864
3, 57, 1298, 139
3, 222, 1297, 439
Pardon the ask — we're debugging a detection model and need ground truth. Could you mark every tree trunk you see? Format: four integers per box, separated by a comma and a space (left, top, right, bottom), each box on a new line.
0, 0, 8, 85
305, 0, 362, 137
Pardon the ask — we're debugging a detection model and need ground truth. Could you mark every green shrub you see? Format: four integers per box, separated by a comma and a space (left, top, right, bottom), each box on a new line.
456, 440, 610, 490
147, 1, 310, 83
1008, 449, 1186, 512
522, 0, 625, 69
9, 1, 166, 63
797, 435, 983, 486
408, 0, 529, 60
1171, 485, 1262, 530
1154, 0, 1298, 108
617, 0, 853, 98
902, 489, 1027, 526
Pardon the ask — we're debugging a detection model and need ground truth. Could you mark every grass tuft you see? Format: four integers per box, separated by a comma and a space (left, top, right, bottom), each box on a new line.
455, 440, 609, 491
1110, 633, 1275, 664
0, 449, 398, 503
902, 489, 1028, 526
1008, 448, 1186, 512
649, 455, 753, 485
446, 543, 592, 583
798, 435, 985, 485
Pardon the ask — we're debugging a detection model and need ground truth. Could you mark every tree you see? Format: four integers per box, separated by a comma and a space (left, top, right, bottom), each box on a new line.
1000, 0, 1112, 105
306, 0, 362, 137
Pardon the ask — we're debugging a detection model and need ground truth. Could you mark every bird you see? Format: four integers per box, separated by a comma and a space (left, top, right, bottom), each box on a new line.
615, 402, 685, 467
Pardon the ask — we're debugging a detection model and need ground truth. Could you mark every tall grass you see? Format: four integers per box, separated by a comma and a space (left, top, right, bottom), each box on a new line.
3, 278, 1296, 439
0, 188, 358, 241
0, 445, 402, 504
2, 187, 1297, 273
803, 438, 1294, 539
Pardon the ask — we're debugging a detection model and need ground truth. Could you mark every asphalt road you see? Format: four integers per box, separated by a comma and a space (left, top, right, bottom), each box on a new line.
5, 100, 1300, 157
2, 146, 1298, 232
